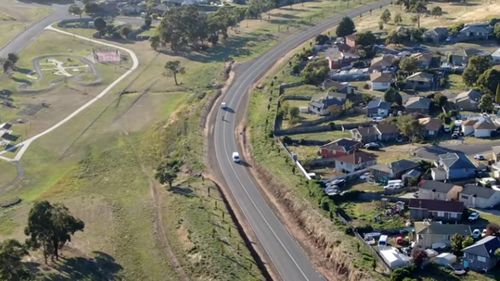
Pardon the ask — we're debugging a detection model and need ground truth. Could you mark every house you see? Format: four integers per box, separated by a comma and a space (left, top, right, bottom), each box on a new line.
461, 119, 478, 136
333, 151, 376, 173
350, 126, 380, 143
473, 118, 497, 138
404, 96, 431, 114
419, 117, 442, 138
418, 180, 463, 201
431, 153, 476, 181
321, 80, 356, 94
325, 46, 360, 70
369, 54, 398, 72
319, 138, 362, 158
330, 68, 370, 81
453, 89, 482, 111
370, 159, 419, 181
459, 184, 500, 209
366, 99, 391, 117
369, 72, 393, 91
408, 199, 465, 222
492, 47, 500, 64
456, 23, 493, 42
376, 122, 399, 142
410, 52, 433, 69
308, 94, 346, 116
463, 236, 500, 272
492, 146, 500, 162
423, 27, 449, 43
404, 72, 435, 91
345, 34, 356, 49
414, 221, 471, 249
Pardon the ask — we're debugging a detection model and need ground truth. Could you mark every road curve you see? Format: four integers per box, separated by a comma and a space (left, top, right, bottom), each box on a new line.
0, 4, 74, 58
211, 1, 391, 280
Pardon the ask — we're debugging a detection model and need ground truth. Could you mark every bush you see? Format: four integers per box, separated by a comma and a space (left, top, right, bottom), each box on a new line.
355, 224, 374, 234
390, 267, 412, 281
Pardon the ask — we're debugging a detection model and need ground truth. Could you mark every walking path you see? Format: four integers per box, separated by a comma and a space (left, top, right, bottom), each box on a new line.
0, 25, 139, 162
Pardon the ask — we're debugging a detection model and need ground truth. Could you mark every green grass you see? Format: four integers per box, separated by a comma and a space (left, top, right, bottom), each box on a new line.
341, 201, 408, 230
447, 74, 468, 93
291, 130, 352, 141
0, 161, 17, 186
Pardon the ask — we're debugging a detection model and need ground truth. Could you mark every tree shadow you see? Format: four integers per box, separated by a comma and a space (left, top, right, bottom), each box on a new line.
41, 251, 123, 281
169, 186, 195, 197
11, 76, 32, 85
16, 67, 34, 75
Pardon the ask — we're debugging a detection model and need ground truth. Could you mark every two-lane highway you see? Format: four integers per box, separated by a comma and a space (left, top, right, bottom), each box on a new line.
211, 1, 392, 280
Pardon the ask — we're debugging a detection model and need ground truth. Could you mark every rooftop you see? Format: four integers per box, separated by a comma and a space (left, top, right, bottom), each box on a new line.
409, 199, 465, 213
419, 180, 456, 193
462, 184, 497, 199
462, 236, 500, 258
334, 150, 376, 165
415, 221, 471, 236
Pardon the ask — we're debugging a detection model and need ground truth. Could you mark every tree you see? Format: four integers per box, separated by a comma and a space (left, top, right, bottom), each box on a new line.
411, 246, 427, 268
143, 16, 152, 29
495, 24, 500, 43
120, 26, 132, 39
3, 59, 13, 74
496, 84, 500, 104
7, 53, 18, 65
396, 115, 423, 142
486, 223, 500, 236
394, 13, 403, 25
386, 30, 402, 45
462, 236, 474, 249
164, 60, 185, 86
315, 34, 329, 45
451, 234, 465, 255
155, 159, 180, 188
336, 17, 356, 38
68, 4, 83, 18
431, 6, 443, 17
356, 31, 376, 46
289, 107, 300, 124
302, 59, 329, 85
449, 23, 465, 36
84, 2, 101, 16
0, 239, 30, 281
390, 267, 411, 281
384, 87, 402, 106
462, 56, 491, 87
94, 17, 107, 36
477, 68, 500, 96
433, 93, 448, 108
496, 248, 500, 258
399, 56, 419, 74
25, 201, 85, 264
381, 9, 391, 23
479, 94, 494, 113
150, 35, 160, 51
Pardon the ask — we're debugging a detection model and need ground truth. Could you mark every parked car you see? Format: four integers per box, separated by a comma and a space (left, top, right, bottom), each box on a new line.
360, 172, 371, 180
474, 154, 485, 160
413, 192, 419, 198
482, 229, 487, 237
468, 211, 480, 222
472, 229, 481, 239
451, 133, 459, 139
364, 142, 381, 150
324, 186, 339, 196
330, 179, 346, 186
372, 116, 384, 122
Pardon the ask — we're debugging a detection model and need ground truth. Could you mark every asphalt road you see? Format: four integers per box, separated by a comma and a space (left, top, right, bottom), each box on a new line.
211, 1, 391, 280
0, 3, 73, 58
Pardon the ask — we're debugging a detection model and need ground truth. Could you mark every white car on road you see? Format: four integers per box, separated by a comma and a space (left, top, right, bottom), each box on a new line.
232, 152, 241, 163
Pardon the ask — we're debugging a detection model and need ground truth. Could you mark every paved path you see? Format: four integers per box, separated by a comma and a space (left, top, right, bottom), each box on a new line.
0, 26, 139, 161
209, 1, 392, 280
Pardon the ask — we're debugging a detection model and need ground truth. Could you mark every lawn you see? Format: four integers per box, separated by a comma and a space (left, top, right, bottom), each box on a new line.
342, 200, 408, 230
290, 130, 352, 141
0, 0, 52, 48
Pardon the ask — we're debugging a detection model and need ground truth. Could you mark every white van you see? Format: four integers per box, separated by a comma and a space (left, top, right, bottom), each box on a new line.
232, 152, 241, 163
378, 235, 388, 246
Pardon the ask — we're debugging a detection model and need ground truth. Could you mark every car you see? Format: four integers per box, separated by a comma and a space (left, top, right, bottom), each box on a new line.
474, 154, 485, 160
443, 126, 451, 133
468, 211, 480, 222
472, 229, 481, 239
232, 152, 241, 163
482, 229, 487, 237
360, 172, 371, 180
330, 179, 345, 186
372, 116, 384, 122
364, 142, 381, 150
451, 133, 459, 139
413, 192, 419, 198
324, 187, 339, 196
221, 102, 227, 109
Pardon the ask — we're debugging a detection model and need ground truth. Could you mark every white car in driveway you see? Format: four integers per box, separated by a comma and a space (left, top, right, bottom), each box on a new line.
232, 152, 241, 163
468, 211, 480, 222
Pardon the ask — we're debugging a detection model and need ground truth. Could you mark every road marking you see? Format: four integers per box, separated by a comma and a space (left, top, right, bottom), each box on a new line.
0, 26, 139, 162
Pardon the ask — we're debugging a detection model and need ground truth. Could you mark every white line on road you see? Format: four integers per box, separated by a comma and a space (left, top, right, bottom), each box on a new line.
0, 26, 139, 162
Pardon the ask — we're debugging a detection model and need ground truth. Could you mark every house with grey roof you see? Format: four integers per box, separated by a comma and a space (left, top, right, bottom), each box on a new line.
366, 99, 391, 117
404, 96, 431, 114
370, 159, 419, 181
459, 184, 500, 208
431, 153, 476, 181
415, 221, 471, 249
463, 236, 500, 271
409, 199, 465, 222
404, 72, 435, 91
473, 117, 497, 138
453, 89, 482, 111
308, 93, 346, 116
350, 123, 399, 143
369, 72, 393, 91
456, 23, 493, 42
418, 180, 463, 201
423, 27, 449, 43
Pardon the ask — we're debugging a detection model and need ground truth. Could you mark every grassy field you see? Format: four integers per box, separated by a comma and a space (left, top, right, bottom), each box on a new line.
354, 0, 500, 33
0, 0, 52, 49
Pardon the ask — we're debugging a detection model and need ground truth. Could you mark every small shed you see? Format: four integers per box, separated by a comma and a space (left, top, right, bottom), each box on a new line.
379, 246, 410, 269
434, 253, 457, 266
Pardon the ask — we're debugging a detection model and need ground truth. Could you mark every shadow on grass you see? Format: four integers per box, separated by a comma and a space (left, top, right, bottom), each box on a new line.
39, 251, 123, 281
169, 186, 195, 197
160, 32, 276, 63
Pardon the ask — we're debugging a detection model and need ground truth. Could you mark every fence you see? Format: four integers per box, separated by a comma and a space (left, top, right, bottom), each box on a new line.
275, 121, 371, 136
277, 140, 312, 180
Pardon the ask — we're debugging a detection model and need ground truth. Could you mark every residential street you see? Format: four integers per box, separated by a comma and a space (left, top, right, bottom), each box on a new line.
208, 1, 392, 280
